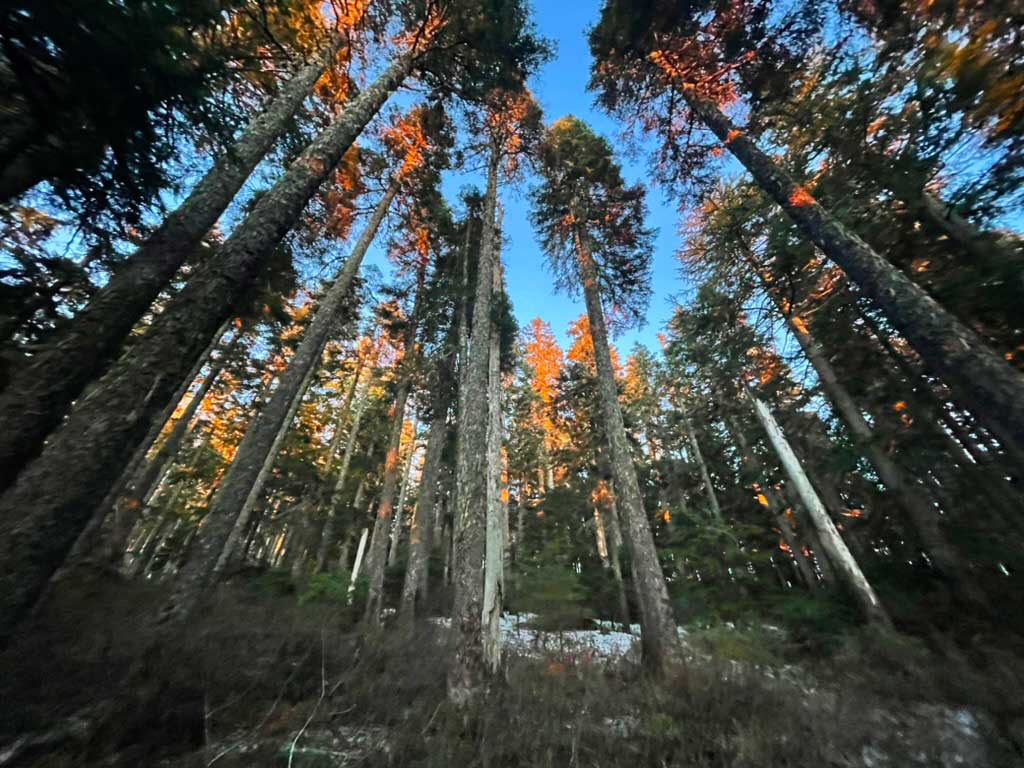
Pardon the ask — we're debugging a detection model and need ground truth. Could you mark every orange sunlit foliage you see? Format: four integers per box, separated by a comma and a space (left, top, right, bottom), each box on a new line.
381, 107, 434, 180
317, 145, 363, 240
788, 186, 816, 208
745, 345, 783, 385
647, 46, 741, 108
567, 315, 623, 380
486, 89, 537, 174
523, 318, 570, 459
392, 6, 445, 56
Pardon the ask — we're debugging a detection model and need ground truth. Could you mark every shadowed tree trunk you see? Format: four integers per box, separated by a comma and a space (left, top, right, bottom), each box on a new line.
0, 38, 344, 491
576, 230, 677, 675
400, 358, 452, 620
364, 269, 427, 621
388, 417, 419, 567
746, 388, 892, 627
680, 88, 1024, 456
448, 146, 500, 704
678, 401, 721, 520
0, 55, 413, 645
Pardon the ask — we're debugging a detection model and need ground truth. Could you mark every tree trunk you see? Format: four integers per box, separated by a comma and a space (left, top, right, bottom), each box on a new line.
482, 251, 505, 674
387, 417, 419, 567
0, 53, 414, 645
364, 271, 425, 622
576, 231, 677, 675
448, 147, 500, 704
746, 389, 892, 627
400, 357, 453, 619
316, 392, 375, 572
0, 38, 343, 491
683, 90, 1024, 456
679, 403, 721, 520
348, 528, 370, 600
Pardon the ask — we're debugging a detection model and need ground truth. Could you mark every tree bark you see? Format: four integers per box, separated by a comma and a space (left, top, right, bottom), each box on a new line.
746, 389, 892, 627
577, 231, 677, 675
0, 38, 343, 491
482, 252, 505, 674
679, 403, 721, 520
0, 55, 412, 645
448, 147, 500, 704
400, 381, 450, 620
683, 90, 1024, 456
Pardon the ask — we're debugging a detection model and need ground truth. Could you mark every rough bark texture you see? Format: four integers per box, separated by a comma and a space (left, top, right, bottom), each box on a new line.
577, 234, 677, 675
482, 253, 505, 674
448, 148, 500, 704
0, 55, 412, 644
0, 39, 342, 491
747, 389, 892, 627
687, 92, 1024, 456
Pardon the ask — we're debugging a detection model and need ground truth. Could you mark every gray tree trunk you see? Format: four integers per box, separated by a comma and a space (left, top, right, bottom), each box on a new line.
0, 38, 343, 491
679, 403, 721, 520
576, 231, 677, 675
448, 147, 500, 704
0, 54, 413, 645
482, 252, 505, 674
686, 91, 1024, 456
746, 389, 892, 627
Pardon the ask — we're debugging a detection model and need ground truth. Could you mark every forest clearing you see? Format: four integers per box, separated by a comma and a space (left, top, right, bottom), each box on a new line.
2, 0, 1024, 765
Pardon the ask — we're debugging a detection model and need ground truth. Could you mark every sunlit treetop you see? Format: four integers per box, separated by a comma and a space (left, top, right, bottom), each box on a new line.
530, 115, 654, 327
567, 315, 623, 380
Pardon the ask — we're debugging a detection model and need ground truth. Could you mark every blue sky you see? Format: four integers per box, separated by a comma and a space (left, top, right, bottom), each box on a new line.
358, 0, 689, 356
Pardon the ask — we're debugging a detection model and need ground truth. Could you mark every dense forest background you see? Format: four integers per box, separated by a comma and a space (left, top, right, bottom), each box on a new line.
1, 0, 1024, 765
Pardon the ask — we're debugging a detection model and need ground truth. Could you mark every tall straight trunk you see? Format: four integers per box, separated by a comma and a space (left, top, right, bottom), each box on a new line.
0, 56, 412, 644
316, 390, 375, 572
387, 418, 419, 567
743, 253, 986, 604
680, 89, 1024, 455
364, 270, 425, 621
448, 146, 500, 704
348, 528, 370, 599
678, 403, 721, 520
576, 232, 677, 675
746, 389, 892, 627
482, 252, 505, 674
594, 484, 631, 632
400, 375, 451, 619
0, 39, 343, 491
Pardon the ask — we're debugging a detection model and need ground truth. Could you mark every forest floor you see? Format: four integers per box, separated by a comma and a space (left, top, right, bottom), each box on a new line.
2, 572, 1023, 768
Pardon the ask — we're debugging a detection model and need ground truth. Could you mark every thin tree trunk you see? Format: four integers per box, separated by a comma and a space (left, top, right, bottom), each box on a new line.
679, 88, 1024, 455
679, 403, 721, 520
348, 528, 370, 600
400, 357, 452, 618
0, 53, 414, 645
388, 418, 418, 567
449, 146, 500, 704
746, 388, 892, 627
576, 230, 677, 675
364, 271, 425, 621
0, 39, 344, 490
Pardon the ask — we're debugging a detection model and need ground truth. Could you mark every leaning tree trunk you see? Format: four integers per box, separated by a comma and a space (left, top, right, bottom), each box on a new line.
0, 38, 344, 492
679, 88, 1024, 456
576, 230, 677, 675
448, 146, 500, 705
363, 269, 427, 621
0, 54, 413, 645
482, 253, 505, 674
399, 368, 451, 619
746, 388, 892, 627
166, 193, 394, 621
103, 326, 243, 563
741, 249, 988, 605
678, 401, 721, 520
